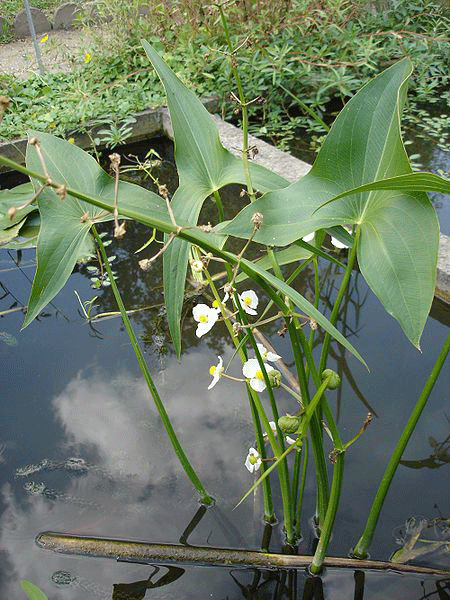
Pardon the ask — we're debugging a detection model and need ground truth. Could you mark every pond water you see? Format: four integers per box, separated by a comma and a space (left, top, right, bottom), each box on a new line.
0, 139, 450, 599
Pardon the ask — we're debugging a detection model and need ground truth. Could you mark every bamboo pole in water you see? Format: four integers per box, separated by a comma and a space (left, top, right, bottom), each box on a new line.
36, 532, 450, 578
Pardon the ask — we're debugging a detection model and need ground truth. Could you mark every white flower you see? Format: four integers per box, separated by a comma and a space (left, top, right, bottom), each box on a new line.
286, 436, 296, 445
245, 447, 262, 473
242, 358, 275, 392
239, 290, 259, 315
302, 232, 315, 243
331, 225, 352, 249
330, 236, 349, 249
192, 303, 219, 337
208, 356, 224, 390
256, 343, 281, 363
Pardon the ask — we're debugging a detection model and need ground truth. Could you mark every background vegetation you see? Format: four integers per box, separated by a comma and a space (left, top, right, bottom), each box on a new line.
0, 0, 449, 158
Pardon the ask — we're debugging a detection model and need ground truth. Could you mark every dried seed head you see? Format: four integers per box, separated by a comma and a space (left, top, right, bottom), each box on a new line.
109, 153, 121, 171
251, 212, 263, 230
224, 282, 234, 295
158, 184, 169, 199
7, 207, 17, 221
309, 318, 318, 330
55, 184, 67, 201
139, 258, 152, 271
232, 322, 243, 336
114, 221, 126, 239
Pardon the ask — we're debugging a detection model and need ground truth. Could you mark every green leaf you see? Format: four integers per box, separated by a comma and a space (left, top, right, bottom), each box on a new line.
317, 172, 450, 206
21, 580, 48, 600
220, 59, 439, 347
0, 182, 37, 229
235, 245, 313, 283
23, 131, 167, 328
142, 41, 288, 357
4, 151, 367, 367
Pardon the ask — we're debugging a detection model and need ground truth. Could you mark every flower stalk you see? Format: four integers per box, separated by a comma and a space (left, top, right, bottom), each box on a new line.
92, 225, 214, 506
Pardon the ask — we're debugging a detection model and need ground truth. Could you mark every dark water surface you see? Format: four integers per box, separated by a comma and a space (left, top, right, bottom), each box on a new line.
1, 148, 450, 598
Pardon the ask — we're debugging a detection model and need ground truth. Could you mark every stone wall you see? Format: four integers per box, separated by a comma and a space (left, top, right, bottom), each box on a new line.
1, 2, 101, 39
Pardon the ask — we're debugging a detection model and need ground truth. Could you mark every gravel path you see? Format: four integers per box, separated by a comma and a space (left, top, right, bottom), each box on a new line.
0, 28, 102, 80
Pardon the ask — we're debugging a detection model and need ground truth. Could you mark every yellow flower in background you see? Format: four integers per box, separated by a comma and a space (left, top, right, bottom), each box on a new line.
40, 35, 48, 44
68, 137, 75, 144
84, 52, 92, 64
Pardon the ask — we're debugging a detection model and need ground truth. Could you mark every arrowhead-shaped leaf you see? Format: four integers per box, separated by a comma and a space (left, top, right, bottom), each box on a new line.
3, 138, 367, 367
221, 59, 440, 347
142, 41, 288, 356
23, 131, 168, 328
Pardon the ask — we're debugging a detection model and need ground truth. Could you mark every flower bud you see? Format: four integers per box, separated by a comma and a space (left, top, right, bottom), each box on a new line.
268, 369, 281, 388
278, 414, 301, 434
322, 368, 341, 390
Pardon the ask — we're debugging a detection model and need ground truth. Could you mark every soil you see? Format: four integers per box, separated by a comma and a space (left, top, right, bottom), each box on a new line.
0, 27, 103, 80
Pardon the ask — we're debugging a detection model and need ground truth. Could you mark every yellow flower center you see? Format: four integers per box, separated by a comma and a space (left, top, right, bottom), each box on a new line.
212, 300, 219, 308
243, 297, 252, 305
199, 315, 208, 323
255, 370, 264, 380
249, 455, 258, 465
209, 366, 216, 375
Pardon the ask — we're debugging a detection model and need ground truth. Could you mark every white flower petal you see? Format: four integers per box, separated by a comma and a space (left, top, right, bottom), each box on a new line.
302, 232, 315, 243
242, 358, 260, 378
208, 356, 223, 390
193, 304, 219, 337
256, 343, 281, 363
331, 236, 349, 249
245, 447, 261, 473
192, 303, 210, 321
239, 290, 259, 315
250, 378, 267, 392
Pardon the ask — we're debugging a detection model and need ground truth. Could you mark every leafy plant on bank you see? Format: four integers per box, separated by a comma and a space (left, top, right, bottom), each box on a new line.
0, 0, 448, 155
1, 35, 450, 573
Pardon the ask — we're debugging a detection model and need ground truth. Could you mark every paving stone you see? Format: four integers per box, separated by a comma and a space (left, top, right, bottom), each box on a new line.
53, 3, 78, 29
14, 8, 51, 39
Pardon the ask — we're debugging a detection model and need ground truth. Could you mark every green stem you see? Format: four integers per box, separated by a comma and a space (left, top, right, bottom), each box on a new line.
204, 268, 275, 523
235, 297, 294, 542
310, 452, 345, 573
213, 189, 225, 223
353, 332, 450, 559
295, 439, 309, 539
91, 225, 213, 505
288, 321, 329, 526
219, 6, 254, 200
319, 227, 361, 374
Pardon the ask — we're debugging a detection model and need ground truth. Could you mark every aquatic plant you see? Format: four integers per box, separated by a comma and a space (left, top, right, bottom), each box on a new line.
1, 27, 450, 573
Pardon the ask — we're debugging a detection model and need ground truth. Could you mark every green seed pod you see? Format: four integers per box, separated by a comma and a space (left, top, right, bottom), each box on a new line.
278, 414, 301, 434
322, 368, 341, 390
268, 369, 282, 388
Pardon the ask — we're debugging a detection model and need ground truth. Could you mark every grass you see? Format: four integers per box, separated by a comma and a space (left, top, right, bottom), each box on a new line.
0, 0, 448, 156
